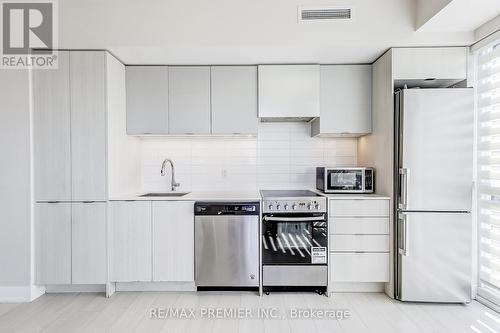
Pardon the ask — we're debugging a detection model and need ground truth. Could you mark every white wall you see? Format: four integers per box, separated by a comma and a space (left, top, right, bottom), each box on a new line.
0, 70, 33, 298
473, 14, 500, 50
141, 122, 357, 192
106, 53, 142, 197
416, 0, 452, 30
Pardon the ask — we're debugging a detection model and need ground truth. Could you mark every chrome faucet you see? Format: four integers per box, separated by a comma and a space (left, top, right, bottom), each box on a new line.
160, 158, 180, 191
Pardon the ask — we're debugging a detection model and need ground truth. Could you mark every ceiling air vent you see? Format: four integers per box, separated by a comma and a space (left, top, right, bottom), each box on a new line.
298, 6, 353, 23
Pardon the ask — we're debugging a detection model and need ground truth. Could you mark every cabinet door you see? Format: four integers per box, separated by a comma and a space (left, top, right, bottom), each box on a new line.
70, 51, 107, 201
313, 65, 372, 135
168, 67, 211, 134
33, 51, 71, 201
211, 66, 258, 134
152, 201, 194, 281
258, 65, 320, 118
110, 201, 152, 282
330, 253, 389, 282
392, 47, 467, 80
126, 66, 169, 134
72, 202, 106, 284
35, 203, 71, 284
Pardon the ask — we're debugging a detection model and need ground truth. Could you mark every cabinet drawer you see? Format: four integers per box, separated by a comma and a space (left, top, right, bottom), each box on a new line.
330, 253, 389, 282
329, 217, 389, 235
329, 235, 389, 252
329, 199, 389, 217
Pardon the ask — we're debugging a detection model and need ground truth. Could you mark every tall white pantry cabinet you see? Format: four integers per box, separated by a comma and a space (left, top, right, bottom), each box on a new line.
33, 51, 124, 286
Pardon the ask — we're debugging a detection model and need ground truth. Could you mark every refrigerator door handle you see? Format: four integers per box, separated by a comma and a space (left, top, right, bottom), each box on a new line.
399, 168, 409, 210
398, 212, 409, 256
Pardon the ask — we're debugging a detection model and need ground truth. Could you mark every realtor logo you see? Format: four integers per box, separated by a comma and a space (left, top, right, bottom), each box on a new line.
1, 0, 58, 68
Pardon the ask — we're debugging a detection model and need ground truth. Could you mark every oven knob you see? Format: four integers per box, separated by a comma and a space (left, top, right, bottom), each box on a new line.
315, 203, 320, 210
268, 204, 273, 210
292, 204, 297, 210
284, 204, 289, 210
276, 204, 281, 210
307, 203, 313, 210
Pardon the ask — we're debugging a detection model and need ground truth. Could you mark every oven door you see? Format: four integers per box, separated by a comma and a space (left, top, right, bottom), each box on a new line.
262, 213, 327, 265
327, 169, 363, 192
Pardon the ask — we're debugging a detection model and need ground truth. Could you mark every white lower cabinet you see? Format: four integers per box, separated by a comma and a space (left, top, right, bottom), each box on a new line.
110, 200, 195, 283
71, 202, 106, 284
36, 202, 106, 285
328, 198, 390, 286
152, 201, 194, 282
35, 203, 72, 285
110, 201, 152, 282
329, 235, 389, 252
330, 253, 389, 282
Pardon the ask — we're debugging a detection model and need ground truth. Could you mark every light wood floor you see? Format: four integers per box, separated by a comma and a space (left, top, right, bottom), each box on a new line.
1, 292, 499, 333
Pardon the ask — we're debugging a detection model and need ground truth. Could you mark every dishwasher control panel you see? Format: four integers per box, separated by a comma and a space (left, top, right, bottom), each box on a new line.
195, 202, 260, 215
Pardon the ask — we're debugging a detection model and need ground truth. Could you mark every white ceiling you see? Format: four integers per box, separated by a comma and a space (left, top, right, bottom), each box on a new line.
417, 0, 500, 32
58, 0, 495, 64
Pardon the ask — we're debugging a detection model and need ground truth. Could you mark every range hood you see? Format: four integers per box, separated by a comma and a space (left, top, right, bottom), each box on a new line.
258, 65, 320, 122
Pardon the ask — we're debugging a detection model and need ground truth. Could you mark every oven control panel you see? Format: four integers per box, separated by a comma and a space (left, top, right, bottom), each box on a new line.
263, 197, 327, 213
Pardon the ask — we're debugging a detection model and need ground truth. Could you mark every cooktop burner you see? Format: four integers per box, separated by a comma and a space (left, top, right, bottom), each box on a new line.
260, 190, 323, 198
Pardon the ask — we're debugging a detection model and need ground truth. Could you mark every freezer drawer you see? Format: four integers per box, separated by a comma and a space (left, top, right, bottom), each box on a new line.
329, 235, 389, 252
397, 211, 472, 303
330, 253, 389, 282
195, 215, 259, 287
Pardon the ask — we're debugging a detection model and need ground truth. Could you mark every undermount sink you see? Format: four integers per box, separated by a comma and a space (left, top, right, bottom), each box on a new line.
139, 192, 190, 197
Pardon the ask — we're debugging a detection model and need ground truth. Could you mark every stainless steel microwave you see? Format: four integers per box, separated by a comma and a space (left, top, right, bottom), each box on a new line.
316, 167, 374, 193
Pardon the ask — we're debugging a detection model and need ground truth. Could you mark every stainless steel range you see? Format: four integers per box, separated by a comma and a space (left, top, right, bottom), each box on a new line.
260, 190, 327, 293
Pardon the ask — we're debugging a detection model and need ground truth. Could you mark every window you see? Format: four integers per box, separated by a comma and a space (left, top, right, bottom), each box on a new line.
476, 39, 500, 307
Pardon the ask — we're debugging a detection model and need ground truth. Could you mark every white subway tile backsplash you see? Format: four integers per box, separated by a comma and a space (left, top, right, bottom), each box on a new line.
140, 122, 357, 191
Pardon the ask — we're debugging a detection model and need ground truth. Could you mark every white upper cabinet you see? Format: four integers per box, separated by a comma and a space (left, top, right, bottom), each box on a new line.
152, 201, 194, 282
33, 51, 72, 201
311, 65, 372, 137
258, 65, 320, 119
126, 66, 169, 134
211, 66, 258, 135
392, 47, 467, 80
168, 67, 211, 134
70, 51, 107, 201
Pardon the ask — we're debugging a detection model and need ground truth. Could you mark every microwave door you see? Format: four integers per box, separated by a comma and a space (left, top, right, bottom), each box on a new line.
329, 170, 361, 192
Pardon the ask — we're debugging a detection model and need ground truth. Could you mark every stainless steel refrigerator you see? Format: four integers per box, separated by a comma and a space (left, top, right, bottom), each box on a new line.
395, 88, 474, 303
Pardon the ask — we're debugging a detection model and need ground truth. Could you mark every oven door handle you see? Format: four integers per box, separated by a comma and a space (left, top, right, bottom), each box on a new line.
263, 215, 325, 222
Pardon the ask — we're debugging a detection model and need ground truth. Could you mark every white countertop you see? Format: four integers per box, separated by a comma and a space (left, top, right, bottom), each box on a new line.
109, 190, 262, 202
110, 190, 389, 202
318, 193, 390, 200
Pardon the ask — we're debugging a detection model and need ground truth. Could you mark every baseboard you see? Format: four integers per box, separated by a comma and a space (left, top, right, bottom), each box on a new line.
115, 281, 196, 292
0, 285, 46, 302
31, 285, 45, 300
329, 282, 385, 293
45, 284, 105, 293
106, 282, 116, 298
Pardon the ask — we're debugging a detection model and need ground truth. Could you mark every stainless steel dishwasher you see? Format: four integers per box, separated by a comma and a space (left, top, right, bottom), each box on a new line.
195, 202, 260, 288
